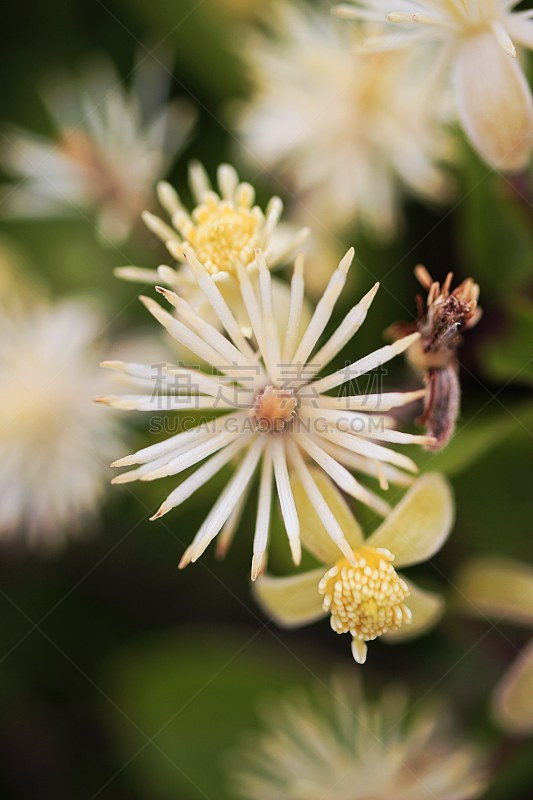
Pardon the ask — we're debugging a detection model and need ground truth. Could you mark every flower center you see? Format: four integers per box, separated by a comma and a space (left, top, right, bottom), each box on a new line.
440, 0, 495, 30
249, 385, 297, 433
318, 546, 411, 642
184, 197, 261, 275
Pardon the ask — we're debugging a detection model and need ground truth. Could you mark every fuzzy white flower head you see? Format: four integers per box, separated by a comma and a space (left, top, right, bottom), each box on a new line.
0, 299, 124, 550
336, 0, 533, 171
0, 55, 196, 243
235, 1, 454, 236
231, 676, 488, 800
100, 247, 431, 578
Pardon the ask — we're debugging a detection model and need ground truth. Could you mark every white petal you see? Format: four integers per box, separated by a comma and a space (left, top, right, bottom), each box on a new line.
310, 282, 379, 375
282, 253, 305, 363
291, 247, 353, 367
217, 163, 239, 200
140, 428, 239, 481
318, 389, 426, 412
96, 394, 234, 412
188, 160, 211, 203
493, 639, 533, 734
114, 266, 159, 284
295, 434, 390, 516
142, 211, 179, 244
272, 437, 301, 565
110, 413, 236, 467
252, 442, 273, 580
312, 333, 420, 394
181, 248, 259, 363
155, 286, 252, 368
216, 482, 251, 559
290, 463, 363, 564
504, 17, 533, 52
385, 579, 445, 642
151, 435, 251, 520
186, 437, 265, 563
319, 440, 414, 487
253, 569, 327, 628
367, 473, 454, 568
453, 31, 533, 171
317, 426, 418, 475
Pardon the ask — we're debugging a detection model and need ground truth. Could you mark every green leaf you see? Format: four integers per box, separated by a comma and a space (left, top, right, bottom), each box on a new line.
480, 301, 533, 387
455, 152, 533, 296
103, 627, 319, 800
417, 402, 533, 477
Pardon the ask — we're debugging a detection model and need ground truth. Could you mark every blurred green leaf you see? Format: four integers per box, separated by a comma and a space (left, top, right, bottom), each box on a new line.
114, 0, 246, 100
480, 301, 533, 387
417, 401, 533, 478
455, 152, 533, 296
104, 627, 319, 800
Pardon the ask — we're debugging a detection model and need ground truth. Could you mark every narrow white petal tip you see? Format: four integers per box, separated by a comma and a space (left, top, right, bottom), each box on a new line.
251, 552, 267, 581
402, 331, 421, 347
289, 540, 302, 567
167, 240, 186, 260
157, 180, 177, 205
339, 539, 357, 565
179, 547, 194, 569
149, 505, 168, 521
110, 455, 136, 468
93, 395, 111, 405
339, 247, 355, 273
139, 295, 157, 311
351, 638, 368, 665
100, 360, 122, 370
111, 473, 136, 485
155, 285, 175, 302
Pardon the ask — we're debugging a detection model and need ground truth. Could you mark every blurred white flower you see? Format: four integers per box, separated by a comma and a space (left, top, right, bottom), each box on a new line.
0, 55, 196, 243
0, 237, 43, 312
99, 247, 429, 579
235, 1, 454, 237
337, 0, 533, 171
457, 557, 533, 735
0, 298, 124, 550
231, 676, 487, 800
116, 161, 309, 334
255, 471, 453, 663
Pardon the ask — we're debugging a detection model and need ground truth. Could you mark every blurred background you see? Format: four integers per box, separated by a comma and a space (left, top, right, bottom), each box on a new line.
1, 1, 533, 798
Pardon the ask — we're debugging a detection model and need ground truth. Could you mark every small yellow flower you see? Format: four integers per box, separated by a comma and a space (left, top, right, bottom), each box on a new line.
255, 471, 454, 663
116, 162, 309, 337
456, 557, 533, 735
121, 161, 308, 280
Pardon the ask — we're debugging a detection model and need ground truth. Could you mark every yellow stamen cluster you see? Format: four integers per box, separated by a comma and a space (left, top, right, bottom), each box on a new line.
250, 385, 298, 433
319, 546, 412, 642
180, 195, 262, 275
